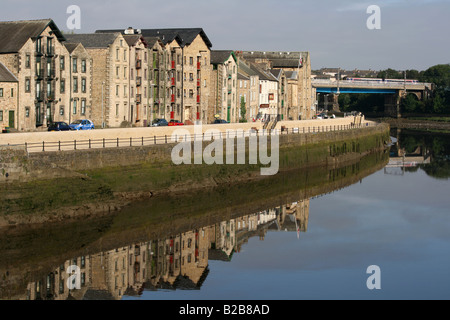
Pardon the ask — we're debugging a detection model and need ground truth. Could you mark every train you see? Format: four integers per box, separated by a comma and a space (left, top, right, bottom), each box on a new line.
344, 77, 419, 84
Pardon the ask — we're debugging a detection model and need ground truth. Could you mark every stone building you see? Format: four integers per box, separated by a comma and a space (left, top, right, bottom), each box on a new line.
0, 62, 18, 132
97, 28, 213, 125
238, 51, 315, 120
62, 42, 93, 125
65, 33, 132, 128
237, 59, 260, 122
0, 19, 68, 131
209, 50, 238, 123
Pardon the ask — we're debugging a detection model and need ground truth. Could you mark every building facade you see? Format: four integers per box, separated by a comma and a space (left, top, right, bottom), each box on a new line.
0, 62, 18, 131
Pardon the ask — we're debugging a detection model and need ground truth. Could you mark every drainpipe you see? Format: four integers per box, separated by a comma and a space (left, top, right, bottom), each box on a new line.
69, 54, 72, 125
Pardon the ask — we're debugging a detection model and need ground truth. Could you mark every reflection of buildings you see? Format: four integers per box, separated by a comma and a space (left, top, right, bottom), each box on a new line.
21, 199, 310, 300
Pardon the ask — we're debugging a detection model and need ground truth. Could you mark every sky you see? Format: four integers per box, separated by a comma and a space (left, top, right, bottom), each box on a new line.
1, 0, 449, 71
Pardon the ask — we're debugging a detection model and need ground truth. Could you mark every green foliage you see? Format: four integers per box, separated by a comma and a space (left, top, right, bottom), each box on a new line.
240, 96, 247, 122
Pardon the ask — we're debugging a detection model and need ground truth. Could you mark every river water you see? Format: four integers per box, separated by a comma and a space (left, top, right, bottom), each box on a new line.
1, 129, 449, 300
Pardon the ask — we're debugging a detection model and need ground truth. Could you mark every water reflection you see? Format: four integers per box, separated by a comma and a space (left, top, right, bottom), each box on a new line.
22, 199, 311, 300
388, 128, 450, 179
0, 148, 389, 300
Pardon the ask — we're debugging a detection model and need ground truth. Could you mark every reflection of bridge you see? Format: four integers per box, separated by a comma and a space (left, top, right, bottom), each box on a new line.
312, 78, 433, 117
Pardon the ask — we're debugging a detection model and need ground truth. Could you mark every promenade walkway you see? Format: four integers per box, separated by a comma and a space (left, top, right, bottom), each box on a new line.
0, 117, 372, 153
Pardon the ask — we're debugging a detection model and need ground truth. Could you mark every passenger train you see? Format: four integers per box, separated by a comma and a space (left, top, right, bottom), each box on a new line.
344, 77, 419, 84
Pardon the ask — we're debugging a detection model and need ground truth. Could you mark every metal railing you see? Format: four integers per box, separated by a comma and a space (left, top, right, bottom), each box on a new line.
1, 122, 378, 154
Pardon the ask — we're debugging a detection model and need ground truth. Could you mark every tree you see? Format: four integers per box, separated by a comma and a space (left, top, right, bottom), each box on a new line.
240, 96, 247, 123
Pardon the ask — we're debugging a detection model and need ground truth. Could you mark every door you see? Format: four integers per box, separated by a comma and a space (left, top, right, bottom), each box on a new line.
8, 111, 14, 128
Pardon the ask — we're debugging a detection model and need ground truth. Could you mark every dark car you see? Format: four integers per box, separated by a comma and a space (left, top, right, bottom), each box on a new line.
151, 118, 169, 127
168, 120, 185, 126
213, 119, 229, 124
48, 122, 72, 131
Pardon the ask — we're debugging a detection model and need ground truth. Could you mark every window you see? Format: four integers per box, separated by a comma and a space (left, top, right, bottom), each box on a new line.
81, 99, 86, 115
123, 49, 127, 61
116, 48, 119, 60
47, 38, 53, 55
60, 79, 65, 93
10, 88, 13, 97
73, 77, 78, 92
25, 79, 31, 93
189, 57, 193, 65
0, 88, 2, 97
59, 106, 64, 116
60, 56, 65, 70
116, 104, 119, 116
189, 73, 193, 81
0, 111, 3, 121
81, 78, 86, 93
25, 54, 31, 68
36, 38, 41, 53
124, 67, 127, 79
72, 58, 77, 73
116, 66, 120, 78
73, 100, 77, 114
25, 107, 30, 117
124, 85, 127, 97
81, 60, 86, 73
116, 85, 119, 96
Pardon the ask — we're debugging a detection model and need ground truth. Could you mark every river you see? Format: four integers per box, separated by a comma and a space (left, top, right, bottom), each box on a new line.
1, 128, 449, 301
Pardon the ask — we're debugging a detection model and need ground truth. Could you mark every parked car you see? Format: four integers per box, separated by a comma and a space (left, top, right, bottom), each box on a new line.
213, 119, 229, 124
48, 122, 72, 131
69, 119, 95, 131
168, 120, 184, 126
151, 118, 169, 127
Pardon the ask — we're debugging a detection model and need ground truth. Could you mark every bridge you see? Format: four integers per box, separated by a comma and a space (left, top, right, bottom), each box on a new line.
312, 78, 434, 117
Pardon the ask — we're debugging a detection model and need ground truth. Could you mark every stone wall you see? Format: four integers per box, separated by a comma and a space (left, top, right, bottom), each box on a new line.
0, 123, 389, 184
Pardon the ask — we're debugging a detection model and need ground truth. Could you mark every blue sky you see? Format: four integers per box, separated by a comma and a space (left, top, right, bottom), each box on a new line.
1, 0, 449, 71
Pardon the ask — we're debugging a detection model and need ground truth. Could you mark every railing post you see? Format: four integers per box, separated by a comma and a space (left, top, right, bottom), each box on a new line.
117, 138, 119, 147
154, 136, 156, 145
25, 142, 27, 153
103, 138, 105, 148
74, 140, 76, 150
42, 141, 45, 152
89, 139, 91, 149
165, 135, 167, 144
130, 137, 132, 147
59, 141, 61, 151
142, 137, 144, 146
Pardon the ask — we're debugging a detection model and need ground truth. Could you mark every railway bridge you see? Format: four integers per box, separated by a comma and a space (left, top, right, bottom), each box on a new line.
312, 78, 434, 117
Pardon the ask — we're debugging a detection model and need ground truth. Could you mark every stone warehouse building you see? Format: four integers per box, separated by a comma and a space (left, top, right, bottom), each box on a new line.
96, 28, 213, 125
0, 19, 315, 131
0, 19, 94, 131
65, 32, 147, 128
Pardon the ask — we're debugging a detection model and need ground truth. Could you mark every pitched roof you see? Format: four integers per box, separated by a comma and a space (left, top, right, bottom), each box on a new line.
143, 36, 165, 49
64, 33, 121, 48
0, 19, 65, 53
96, 28, 212, 48
63, 42, 80, 54
123, 34, 148, 48
210, 50, 235, 64
0, 62, 18, 82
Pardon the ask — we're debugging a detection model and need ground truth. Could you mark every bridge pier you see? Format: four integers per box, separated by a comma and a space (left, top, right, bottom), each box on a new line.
384, 90, 403, 118
323, 93, 340, 112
